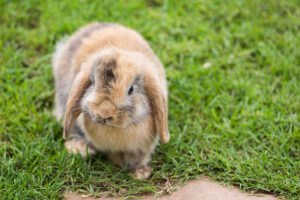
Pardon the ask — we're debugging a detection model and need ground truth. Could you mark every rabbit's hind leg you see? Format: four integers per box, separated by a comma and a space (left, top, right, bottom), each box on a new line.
124, 151, 152, 179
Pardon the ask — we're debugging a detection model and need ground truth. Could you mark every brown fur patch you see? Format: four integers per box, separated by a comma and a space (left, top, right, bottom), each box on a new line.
99, 58, 117, 91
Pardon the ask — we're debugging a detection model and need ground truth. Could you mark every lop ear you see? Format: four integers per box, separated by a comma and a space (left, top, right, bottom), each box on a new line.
63, 69, 91, 139
144, 72, 170, 143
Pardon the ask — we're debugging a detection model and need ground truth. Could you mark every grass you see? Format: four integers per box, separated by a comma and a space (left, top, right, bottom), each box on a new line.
0, 0, 299, 199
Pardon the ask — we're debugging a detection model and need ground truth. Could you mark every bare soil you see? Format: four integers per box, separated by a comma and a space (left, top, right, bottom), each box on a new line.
65, 176, 277, 200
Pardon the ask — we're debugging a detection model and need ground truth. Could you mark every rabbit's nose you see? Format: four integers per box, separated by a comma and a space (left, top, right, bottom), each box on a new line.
102, 116, 113, 121
96, 115, 113, 123
98, 110, 114, 120
98, 100, 115, 118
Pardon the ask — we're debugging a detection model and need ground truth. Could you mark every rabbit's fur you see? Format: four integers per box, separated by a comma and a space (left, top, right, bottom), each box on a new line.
52, 23, 169, 179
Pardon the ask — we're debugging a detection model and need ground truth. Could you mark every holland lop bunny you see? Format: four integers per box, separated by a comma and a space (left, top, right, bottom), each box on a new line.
52, 23, 169, 179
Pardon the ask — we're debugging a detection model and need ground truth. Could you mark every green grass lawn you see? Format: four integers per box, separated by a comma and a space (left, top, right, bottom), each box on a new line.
1, 0, 300, 199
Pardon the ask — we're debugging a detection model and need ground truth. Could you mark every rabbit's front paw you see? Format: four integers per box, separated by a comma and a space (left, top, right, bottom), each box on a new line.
64, 138, 96, 157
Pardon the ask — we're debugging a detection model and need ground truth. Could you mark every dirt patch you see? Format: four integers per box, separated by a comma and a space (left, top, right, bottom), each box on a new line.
65, 176, 277, 200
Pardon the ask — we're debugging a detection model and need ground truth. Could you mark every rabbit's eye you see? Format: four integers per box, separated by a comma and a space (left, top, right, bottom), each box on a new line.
127, 86, 134, 96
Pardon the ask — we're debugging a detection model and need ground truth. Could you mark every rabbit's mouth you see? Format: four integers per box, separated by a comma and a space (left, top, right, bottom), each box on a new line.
82, 110, 130, 128
95, 116, 113, 124
86, 113, 127, 128
96, 120, 127, 129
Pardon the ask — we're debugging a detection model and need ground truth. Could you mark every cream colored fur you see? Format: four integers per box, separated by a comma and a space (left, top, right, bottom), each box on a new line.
52, 22, 169, 179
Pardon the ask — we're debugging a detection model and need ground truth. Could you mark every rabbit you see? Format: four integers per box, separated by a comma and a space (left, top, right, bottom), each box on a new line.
52, 22, 169, 179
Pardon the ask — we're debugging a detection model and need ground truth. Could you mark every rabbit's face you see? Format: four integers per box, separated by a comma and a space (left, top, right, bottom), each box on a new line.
81, 54, 149, 128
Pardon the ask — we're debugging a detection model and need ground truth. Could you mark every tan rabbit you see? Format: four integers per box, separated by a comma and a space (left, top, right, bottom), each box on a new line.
52, 23, 169, 179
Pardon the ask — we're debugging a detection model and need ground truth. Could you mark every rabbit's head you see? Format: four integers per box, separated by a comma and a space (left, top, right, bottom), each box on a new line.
63, 48, 169, 143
